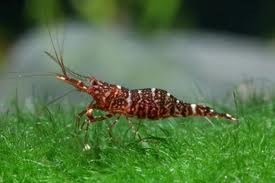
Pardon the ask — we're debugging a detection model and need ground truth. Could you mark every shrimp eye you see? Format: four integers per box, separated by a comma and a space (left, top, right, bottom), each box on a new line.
89, 77, 99, 85
92, 80, 98, 85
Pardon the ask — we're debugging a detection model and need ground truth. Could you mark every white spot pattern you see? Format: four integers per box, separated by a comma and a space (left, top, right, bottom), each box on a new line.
151, 88, 156, 98
226, 113, 232, 118
57, 76, 66, 81
86, 109, 93, 115
191, 104, 197, 114
127, 91, 132, 107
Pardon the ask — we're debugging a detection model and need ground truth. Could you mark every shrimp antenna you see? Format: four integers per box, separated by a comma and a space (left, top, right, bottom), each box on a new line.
45, 21, 89, 80
47, 26, 67, 77
44, 51, 89, 80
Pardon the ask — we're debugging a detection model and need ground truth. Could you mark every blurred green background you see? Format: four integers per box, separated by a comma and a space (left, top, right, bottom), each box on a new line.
1, 0, 275, 106
1, 0, 275, 49
1, 0, 275, 65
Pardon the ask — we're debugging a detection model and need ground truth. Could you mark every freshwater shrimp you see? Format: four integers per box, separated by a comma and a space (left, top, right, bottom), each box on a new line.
45, 29, 236, 149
